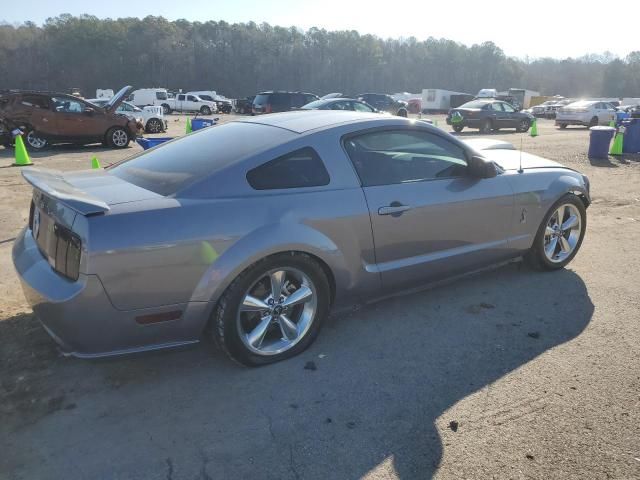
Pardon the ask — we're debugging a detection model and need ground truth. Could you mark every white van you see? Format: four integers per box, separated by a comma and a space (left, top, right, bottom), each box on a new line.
477, 88, 498, 98
128, 88, 172, 114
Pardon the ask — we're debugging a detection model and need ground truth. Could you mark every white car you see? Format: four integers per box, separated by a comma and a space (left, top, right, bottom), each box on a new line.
88, 99, 167, 133
555, 100, 617, 129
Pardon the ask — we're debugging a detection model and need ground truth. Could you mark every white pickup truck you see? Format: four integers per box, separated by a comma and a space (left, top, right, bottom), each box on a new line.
167, 94, 218, 115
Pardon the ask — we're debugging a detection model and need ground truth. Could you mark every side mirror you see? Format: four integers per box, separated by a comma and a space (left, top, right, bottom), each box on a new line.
467, 155, 498, 179
84, 107, 94, 115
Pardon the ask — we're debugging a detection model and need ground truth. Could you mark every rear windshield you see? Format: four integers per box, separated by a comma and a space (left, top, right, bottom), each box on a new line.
109, 122, 291, 196
459, 100, 489, 109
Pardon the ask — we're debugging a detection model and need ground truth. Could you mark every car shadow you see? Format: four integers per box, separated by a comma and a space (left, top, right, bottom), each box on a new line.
0, 264, 593, 479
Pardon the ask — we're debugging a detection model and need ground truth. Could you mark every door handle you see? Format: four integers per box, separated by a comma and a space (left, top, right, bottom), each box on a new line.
378, 204, 412, 216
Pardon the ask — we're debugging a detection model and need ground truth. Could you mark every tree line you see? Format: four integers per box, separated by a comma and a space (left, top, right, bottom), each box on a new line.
0, 14, 638, 100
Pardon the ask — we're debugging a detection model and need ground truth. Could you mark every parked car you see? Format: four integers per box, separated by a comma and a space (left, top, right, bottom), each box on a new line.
128, 88, 173, 115
234, 96, 255, 114
187, 91, 233, 114
531, 100, 557, 118
555, 100, 617, 129
356, 93, 408, 117
0, 86, 139, 150
252, 91, 319, 114
447, 99, 533, 133
88, 99, 167, 133
12, 110, 590, 365
167, 93, 218, 115
544, 99, 572, 119
301, 98, 378, 112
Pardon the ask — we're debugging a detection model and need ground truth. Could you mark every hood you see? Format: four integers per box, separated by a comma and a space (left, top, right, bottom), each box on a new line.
478, 150, 563, 171
104, 85, 133, 113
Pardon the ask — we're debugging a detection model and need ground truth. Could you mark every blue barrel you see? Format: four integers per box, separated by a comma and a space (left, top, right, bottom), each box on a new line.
191, 118, 215, 131
588, 126, 615, 159
135, 137, 174, 150
622, 119, 640, 153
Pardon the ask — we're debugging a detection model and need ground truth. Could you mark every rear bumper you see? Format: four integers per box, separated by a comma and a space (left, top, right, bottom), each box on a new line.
555, 115, 590, 126
12, 227, 206, 358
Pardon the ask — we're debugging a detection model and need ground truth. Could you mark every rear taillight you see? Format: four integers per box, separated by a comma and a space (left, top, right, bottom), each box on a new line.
52, 223, 81, 281
265, 104, 272, 114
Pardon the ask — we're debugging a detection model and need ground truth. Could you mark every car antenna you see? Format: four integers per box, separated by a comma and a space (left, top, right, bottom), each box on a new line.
518, 136, 524, 174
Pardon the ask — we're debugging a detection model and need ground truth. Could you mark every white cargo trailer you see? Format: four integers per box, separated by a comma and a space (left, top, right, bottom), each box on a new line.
421, 89, 471, 112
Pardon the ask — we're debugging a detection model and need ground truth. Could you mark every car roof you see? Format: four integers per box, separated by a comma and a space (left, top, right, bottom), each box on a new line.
234, 110, 391, 134
257, 91, 317, 95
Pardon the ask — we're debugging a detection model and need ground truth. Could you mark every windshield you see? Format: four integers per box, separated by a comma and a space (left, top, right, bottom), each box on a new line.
459, 100, 489, 109
109, 122, 293, 196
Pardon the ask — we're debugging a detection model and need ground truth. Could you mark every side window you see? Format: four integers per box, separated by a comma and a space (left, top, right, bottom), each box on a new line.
490, 103, 504, 112
353, 102, 374, 112
343, 130, 468, 187
51, 97, 83, 113
21, 95, 50, 109
330, 101, 348, 110
155, 91, 168, 100
187, 95, 197, 102
177, 94, 186, 101
502, 103, 515, 113
246, 147, 330, 190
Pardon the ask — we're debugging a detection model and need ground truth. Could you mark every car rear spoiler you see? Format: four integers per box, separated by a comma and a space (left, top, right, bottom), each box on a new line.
22, 168, 110, 216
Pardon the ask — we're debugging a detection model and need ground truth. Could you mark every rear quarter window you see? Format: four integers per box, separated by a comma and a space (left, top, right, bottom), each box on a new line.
246, 147, 330, 190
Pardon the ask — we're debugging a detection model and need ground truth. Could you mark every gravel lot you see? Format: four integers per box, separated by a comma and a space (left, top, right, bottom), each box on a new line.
1, 115, 639, 480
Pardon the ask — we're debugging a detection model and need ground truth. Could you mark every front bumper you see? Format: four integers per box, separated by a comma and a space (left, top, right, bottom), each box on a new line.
12, 227, 206, 358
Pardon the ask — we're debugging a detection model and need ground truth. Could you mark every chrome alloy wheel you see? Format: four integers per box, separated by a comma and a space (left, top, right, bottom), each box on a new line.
543, 203, 582, 263
237, 268, 317, 356
112, 129, 128, 147
26, 131, 47, 149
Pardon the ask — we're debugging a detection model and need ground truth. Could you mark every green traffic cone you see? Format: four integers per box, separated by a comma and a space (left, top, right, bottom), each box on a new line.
12, 134, 33, 167
529, 118, 538, 137
91, 156, 101, 169
609, 131, 624, 156
608, 120, 616, 128
186, 117, 192, 134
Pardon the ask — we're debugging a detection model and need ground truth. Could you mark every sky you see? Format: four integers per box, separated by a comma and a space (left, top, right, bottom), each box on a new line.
2, 0, 637, 60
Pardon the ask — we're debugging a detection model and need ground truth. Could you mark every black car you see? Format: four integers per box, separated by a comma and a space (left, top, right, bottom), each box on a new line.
356, 93, 408, 117
234, 96, 255, 114
447, 99, 533, 133
300, 98, 378, 113
252, 91, 319, 114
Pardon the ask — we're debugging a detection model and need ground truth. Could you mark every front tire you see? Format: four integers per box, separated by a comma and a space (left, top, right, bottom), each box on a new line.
106, 127, 130, 148
145, 118, 164, 133
200, 106, 212, 115
525, 194, 586, 271
211, 253, 330, 366
397, 108, 408, 118
452, 124, 464, 133
516, 119, 531, 133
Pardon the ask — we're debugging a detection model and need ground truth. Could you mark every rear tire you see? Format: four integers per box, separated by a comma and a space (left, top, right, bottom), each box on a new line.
525, 194, 586, 271
106, 127, 130, 149
211, 253, 330, 366
558, 124, 567, 129
200, 106, 212, 115
161, 104, 171, 115
588, 116, 598, 128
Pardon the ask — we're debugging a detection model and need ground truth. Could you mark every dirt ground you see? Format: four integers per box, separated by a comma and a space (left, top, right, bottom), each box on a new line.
1, 114, 639, 480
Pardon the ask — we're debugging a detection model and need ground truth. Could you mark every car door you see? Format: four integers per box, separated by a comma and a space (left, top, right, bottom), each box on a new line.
343, 128, 515, 290
176, 94, 186, 112
186, 95, 199, 112
600, 103, 616, 124
501, 102, 518, 127
489, 102, 507, 127
17, 95, 57, 137
51, 96, 98, 140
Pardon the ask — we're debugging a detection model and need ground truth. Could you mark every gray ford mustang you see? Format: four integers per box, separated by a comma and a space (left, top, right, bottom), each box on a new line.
12, 111, 590, 365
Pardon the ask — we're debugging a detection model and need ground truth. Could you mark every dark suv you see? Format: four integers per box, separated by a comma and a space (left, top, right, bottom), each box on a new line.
0, 86, 138, 150
252, 91, 319, 115
356, 93, 409, 117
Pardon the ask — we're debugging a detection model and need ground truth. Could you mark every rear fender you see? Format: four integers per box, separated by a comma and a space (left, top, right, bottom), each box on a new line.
189, 223, 349, 310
